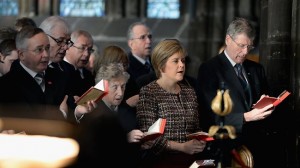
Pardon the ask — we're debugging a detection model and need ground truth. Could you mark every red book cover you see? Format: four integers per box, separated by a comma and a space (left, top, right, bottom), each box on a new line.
186, 131, 214, 141
142, 118, 166, 141
252, 90, 291, 109
75, 79, 109, 106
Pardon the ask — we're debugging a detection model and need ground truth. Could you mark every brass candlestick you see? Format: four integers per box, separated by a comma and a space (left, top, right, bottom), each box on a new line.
208, 84, 237, 168
208, 88, 236, 139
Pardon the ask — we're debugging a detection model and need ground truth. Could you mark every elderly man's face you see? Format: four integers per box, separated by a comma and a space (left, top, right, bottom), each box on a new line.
225, 33, 254, 64
102, 76, 127, 107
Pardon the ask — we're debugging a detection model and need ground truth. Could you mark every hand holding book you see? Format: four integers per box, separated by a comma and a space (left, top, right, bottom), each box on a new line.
252, 90, 290, 109
75, 79, 108, 106
142, 118, 166, 142
186, 131, 214, 141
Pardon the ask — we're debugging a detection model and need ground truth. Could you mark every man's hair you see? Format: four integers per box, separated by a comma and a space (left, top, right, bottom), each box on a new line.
15, 26, 45, 50
39, 16, 70, 35
15, 17, 37, 31
70, 29, 93, 44
226, 17, 256, 41
127, 22, 149, 40
0, 27, 17, 43
0, 39, 16, 57
95, 63, 130, 84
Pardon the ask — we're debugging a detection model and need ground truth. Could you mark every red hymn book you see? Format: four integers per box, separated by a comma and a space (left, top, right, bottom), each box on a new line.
252, 90, 291, 109
75, 79, 108, 106
142, 118, 166, 141
186, 131, 214, 141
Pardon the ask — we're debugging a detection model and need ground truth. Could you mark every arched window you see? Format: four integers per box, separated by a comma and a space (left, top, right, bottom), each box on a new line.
147, 0, 180, 19
0, 0, 18, 16
59, 0, 105, 17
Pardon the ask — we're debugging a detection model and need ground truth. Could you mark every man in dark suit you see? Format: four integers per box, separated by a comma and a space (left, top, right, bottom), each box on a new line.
0, 26, 66, 121
196, 18, 278, 167
127, 22, 153, 81
39, 16, 73, 72
73, 63, 143, 167
61, 30, 95, 113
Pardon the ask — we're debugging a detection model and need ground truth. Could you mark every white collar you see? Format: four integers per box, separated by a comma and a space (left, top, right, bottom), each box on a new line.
19, 61, 45, 78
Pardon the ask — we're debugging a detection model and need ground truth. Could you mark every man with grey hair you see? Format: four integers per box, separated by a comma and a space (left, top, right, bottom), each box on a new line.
61, 30, 95, 114
39, 16, 73, 71
0, 26, 66, 121
197, 17, 278, 167
73, 63, 141, 167
127, 22, 153, 81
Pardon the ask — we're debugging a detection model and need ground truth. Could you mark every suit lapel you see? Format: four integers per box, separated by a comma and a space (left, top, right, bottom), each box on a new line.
11, 61, 46, 103
218, 54, 250, 109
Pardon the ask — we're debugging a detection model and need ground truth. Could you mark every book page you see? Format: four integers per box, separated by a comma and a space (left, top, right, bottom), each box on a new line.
94, 79, 105, 91
189, 159, 215, 168
147, 118, 161, 133
142, 118, 166, 141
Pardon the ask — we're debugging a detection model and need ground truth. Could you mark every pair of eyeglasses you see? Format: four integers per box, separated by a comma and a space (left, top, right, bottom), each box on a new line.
131, 34, 152, 40
47, 34, 74, 48
229, 35, 255, 51
72, 45, 95, 53
23, 45, 50, 55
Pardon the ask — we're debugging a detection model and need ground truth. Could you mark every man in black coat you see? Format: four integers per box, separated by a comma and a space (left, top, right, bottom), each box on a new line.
61, 30, 95, 112
127, 22, 153, 81
0, 27, 66, 121
196, 18, 280, 167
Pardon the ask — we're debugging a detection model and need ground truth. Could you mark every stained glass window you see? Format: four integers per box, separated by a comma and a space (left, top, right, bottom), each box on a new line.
147, 0, 180, 19
59, 0, 105, 17
0, 0, 18, 16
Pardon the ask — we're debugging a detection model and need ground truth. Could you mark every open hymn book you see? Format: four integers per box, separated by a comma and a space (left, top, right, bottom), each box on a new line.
142, 118, 166, 142
252, 90, 291, 109
75, 79, 108, 106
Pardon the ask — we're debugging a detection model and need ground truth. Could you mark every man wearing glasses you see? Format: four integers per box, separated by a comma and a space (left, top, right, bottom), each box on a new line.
39, 16, 73, 71
196, 18, 276, 167
127, 22, 153, 81
61, 30, 95, 114
0, 26, 67, 121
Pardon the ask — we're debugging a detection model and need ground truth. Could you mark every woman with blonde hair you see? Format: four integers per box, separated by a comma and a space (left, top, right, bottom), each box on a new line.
137, 39, 206, 167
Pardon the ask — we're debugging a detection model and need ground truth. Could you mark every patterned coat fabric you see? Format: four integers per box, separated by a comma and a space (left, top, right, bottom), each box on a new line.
137, 81, 201, 167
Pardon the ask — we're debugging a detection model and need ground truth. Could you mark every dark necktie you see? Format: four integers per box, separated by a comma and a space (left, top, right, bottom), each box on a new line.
235, 64, 247, 86
145, 61, 151, 72
235, 64, 251, 105
35, 72, 45, 92
75, 68, 84, 79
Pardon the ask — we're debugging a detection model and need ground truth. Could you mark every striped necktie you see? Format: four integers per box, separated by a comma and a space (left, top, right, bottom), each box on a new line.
235, 64, 247, 87
145, 61, 151, 72
234, 64, 251, 106
35, 73, 45, 92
